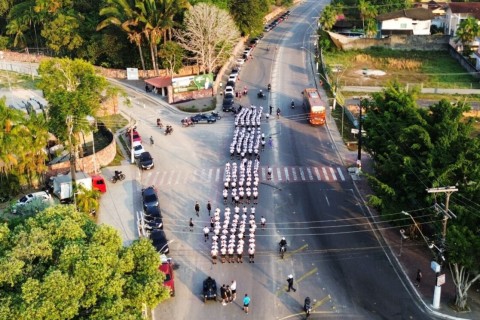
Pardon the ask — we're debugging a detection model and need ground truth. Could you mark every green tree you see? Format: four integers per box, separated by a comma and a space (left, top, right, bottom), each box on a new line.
358, 0, 377, 37
0, 205, 170, 318
455, 16, 480, 55
158, 40, 184, 75
363, 83, 480, 310
319, 5, 339, 31
75, 184, 101, 217
37, 58, 111, 174
229, 0, 269, 36
40, 12, 84, 53
97, 0, 147, 70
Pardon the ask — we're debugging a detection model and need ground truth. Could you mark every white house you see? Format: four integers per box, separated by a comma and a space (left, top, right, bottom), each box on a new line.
376, 8, 434, 36
444, 2, 480, 36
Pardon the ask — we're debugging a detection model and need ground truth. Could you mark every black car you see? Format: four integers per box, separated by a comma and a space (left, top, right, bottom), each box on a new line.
223, 96, 235, 112
142, 186, 159, 211
191, 113, 216, 124
226, 80, 235, 89
150, 230, 169, 254
144, 205, 163, 229
203, 276, 217, 302
138, 151, 154, 170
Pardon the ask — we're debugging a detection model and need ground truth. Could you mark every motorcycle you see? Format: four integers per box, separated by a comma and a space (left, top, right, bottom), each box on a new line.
211, 111, 221, 120
111, 170, 126, 183
257, 90, 266, 100
181, 118, 194, 127
304, 297, 312, 318
291, 100, 295, 109
268, 84, 271, 92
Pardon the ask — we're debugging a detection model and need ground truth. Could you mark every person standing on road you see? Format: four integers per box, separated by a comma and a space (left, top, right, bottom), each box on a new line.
248, 245, 255, 263
260, 216, 266, 229
226, 285, 232, 303
203, 226, 210, 241
189, 218, 194, 232
415, 269, 422, 287
194, 201, 200, 216
230, 280, 237, 301
210, 217, 215, 230
206, 201, 212, 216
243, 294, 251, 314
211, 248, 218, 264
269, 105, 273, 115
267, 166, 272, 180
286, 274, 297, 292
221, 285, 228, 305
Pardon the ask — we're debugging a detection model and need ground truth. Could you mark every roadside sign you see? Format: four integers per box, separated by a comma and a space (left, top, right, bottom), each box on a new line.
436, 274, 445, 286
351, 128, 366, 135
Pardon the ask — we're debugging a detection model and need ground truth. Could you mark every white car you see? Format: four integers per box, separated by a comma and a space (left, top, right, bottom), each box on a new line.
133, 142, 145, 158
13, 191, 51, 213
224, 86, 234, 96
236, 58, 245, 65
228, 74, 238, 82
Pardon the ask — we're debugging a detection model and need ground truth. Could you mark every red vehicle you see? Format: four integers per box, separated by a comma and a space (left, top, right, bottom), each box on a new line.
91, 175, 107, 193
159, 255, 175, 297
126, 128, 142, 144
303, 88, 326, 125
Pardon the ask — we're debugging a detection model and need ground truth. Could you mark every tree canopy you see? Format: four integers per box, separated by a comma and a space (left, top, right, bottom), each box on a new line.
363, 82, 480, 310
0, 205, 170, 319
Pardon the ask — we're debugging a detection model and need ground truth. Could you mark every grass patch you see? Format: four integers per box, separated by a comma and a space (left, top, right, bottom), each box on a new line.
324, 47, 480, 89
177, 97, 216, 113
0, 70, 40, 90
97, 114, 128, 133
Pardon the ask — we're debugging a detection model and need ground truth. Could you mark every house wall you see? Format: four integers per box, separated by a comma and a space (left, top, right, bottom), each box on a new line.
444, 9, 469, 36
381, 17, 431, 35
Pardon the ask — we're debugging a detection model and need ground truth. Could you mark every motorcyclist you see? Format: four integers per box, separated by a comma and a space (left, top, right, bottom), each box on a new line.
258, 89, 264, 98
291, 99, 295, 108
268, 83, 271, 91
114, 170, 122, 179
276, 108, 281, 119
150, 136, 154, 145
279, 237, 287, 253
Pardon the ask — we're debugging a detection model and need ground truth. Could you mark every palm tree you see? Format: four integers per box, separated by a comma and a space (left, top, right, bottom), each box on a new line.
136, 0, 164, 74
455, 17, 480, 54
0, 98, 23, 175
75, 184, 101, 218
7, 0, 44, 52
158, 0, 190, 43
319, 5, 339, 31
97, 0, 147, 70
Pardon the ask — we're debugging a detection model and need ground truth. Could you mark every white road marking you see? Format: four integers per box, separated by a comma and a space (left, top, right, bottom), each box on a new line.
314, 167, 321, 180
277, 167, 282, 181
337, 168, 345, 181
159, 171, 167, 185
167, 171, 175, 184
292, 167, 298, 181
307, 167, 313, 180
201, 169, 207, 181
325, 194, 330, 206
262, 167, 266, 180
322, 167, 329, 181
207, 169, 213, 182
284, 167, 290, 181
330, 167, 337, 181
299, 167, 305, 181
215, 168, 221, 182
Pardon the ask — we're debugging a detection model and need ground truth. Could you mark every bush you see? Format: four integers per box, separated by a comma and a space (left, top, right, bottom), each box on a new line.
0, 36, 9, 50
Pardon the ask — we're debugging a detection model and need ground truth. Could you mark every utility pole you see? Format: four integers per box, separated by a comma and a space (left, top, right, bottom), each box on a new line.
66, 116, 76, 183
426, 186, 458, 244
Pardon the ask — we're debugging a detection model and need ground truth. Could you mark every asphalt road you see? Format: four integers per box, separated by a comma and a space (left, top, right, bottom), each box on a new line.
108, 1, 432, 319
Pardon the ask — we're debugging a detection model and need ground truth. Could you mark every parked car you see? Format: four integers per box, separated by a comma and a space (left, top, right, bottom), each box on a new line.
127, 130, 141, 144
191, 113, 217, 124
138, 151, 154, 170
230, 67, 240, 75
132, 142, 145, 158
228, 74, 238, 82
142, 186, 159, 211
222, 97, 234, 112
159, 255, 175, 296
203, 276, 217, 302
12, 191, 51, 213
264, 25, 271, 32
236, 58, 245, 65
150, 230, 170, 253
226, 80, 236, 89
224, 86, 234, 96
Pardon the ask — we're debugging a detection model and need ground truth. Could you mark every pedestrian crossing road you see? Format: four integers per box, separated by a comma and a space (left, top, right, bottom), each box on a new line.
141, 166, 347, 186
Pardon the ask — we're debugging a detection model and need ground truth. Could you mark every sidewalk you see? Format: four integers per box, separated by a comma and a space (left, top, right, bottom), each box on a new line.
326, 109, 480, 319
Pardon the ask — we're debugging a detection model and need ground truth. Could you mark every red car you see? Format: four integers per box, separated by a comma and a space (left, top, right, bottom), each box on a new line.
159, 255, 175, 296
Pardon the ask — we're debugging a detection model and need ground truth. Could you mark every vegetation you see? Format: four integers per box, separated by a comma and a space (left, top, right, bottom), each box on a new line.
0, 205, 170, 318
323, 48, 480, 89
362, 82, 480, 310
455, 16, 480, 56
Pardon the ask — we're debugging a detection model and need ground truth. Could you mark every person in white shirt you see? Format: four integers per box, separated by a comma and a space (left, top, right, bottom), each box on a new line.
203, 226, 210, 242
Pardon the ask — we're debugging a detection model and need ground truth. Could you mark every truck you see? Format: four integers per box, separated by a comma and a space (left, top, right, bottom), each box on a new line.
50, 171, 106, 203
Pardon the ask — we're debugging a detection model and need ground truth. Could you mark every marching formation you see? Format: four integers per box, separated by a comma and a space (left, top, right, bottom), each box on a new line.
211, 105, 267, 264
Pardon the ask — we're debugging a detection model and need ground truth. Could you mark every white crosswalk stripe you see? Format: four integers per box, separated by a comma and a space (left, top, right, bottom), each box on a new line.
145, 166, 347, 186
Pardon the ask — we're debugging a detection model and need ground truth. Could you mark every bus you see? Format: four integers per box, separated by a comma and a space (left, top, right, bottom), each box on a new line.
303, 88, 326, 125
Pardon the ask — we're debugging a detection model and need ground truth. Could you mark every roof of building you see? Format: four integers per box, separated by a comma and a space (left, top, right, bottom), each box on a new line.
145, 76, 171, 88
448, 2, 480, 19
376, 8, 435, 22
